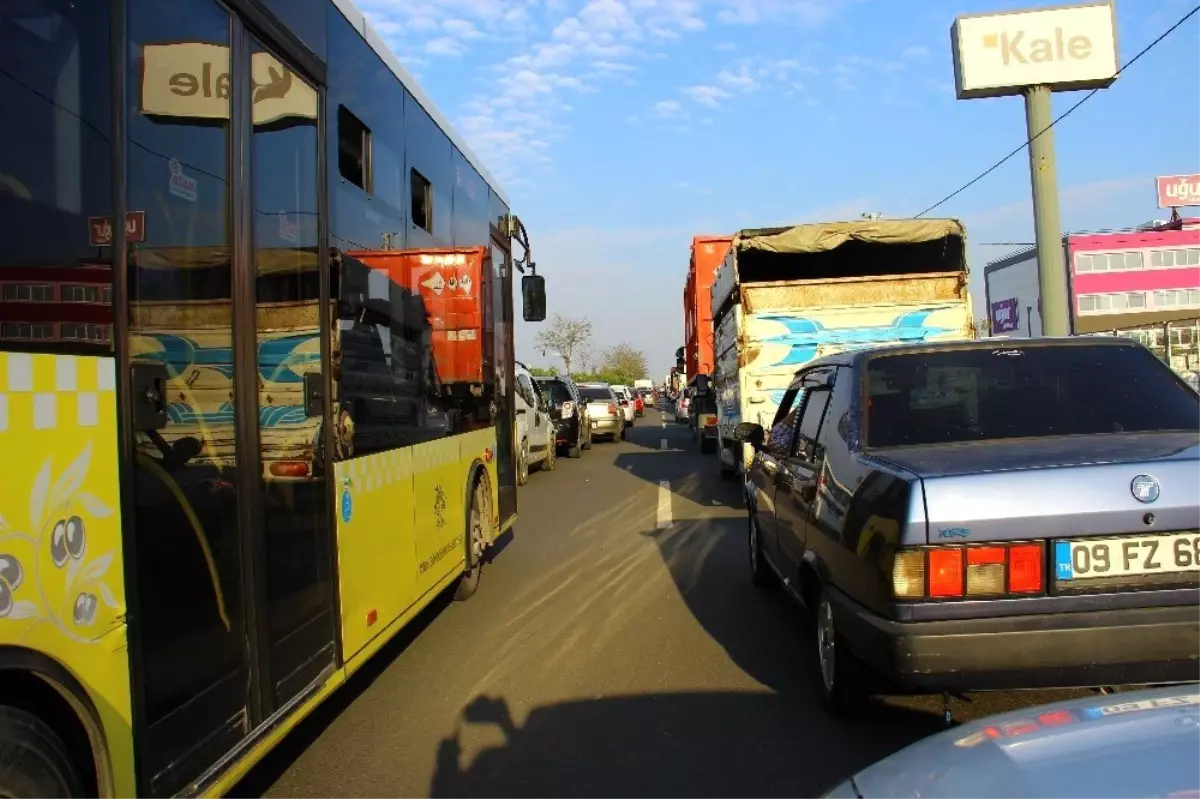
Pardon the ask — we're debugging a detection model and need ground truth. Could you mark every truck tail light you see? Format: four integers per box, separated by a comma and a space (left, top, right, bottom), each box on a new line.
608, 403, 617, 416
704, 416, 717, 427
892, 542, 1045, 600
561, 401, 574, 417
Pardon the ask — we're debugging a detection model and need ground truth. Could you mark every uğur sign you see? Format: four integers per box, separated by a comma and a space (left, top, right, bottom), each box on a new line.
1156, 175, 1200, 209
951, 2, 1118, 99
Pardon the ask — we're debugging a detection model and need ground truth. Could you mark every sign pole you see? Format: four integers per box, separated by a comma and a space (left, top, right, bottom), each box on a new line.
1024, 84, 1070, 337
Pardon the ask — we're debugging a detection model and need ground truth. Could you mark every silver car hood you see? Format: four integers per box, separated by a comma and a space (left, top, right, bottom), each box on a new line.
844, 685, 1200, 798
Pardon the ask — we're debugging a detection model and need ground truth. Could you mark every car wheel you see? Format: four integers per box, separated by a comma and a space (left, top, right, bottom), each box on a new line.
567, 430, 582, 458
544, 439, 557, 470
581, 426, 592, 451
815, 586, 872, 716
454, 479, 488, 601
0, 706, 83, 799
517, 441, 529, 486
749, 513, 769, 588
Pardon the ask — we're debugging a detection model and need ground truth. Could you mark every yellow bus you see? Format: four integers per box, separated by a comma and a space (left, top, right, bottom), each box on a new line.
0, 0, 547, 795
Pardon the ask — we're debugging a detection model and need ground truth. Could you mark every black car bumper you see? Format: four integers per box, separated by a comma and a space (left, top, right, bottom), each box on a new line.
554, 417, 581, 446
832, 586, 1200, 691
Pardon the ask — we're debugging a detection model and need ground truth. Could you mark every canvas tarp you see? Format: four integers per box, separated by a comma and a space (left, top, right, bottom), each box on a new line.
734, 218, 965, 255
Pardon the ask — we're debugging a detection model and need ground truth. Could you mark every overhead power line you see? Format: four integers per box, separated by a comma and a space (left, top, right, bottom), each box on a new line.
915, 5, 1200, 219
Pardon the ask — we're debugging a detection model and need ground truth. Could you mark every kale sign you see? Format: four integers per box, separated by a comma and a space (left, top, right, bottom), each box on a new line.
952, 2, 1118, 100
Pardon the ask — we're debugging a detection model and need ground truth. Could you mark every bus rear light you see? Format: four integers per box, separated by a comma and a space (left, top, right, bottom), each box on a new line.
270, 461, 310, 477
892, 542, 1046, 600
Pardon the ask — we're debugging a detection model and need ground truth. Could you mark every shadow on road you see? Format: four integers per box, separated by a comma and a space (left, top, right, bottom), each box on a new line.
428, 514, 946, 798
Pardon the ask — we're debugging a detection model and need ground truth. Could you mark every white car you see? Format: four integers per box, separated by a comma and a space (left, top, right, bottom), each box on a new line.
514, 363, 556, 484
610, 384, 636, 426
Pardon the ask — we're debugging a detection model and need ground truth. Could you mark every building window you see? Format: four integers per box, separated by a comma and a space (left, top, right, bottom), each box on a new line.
62, 284, 102, 303
1076, 251, 1145, 272
1, 322, 53, 339
2, 284, 54, 302
61, 323, 105, 341
1150, 248, 1200, 268
1152, 289, 1200, 308
1078, 291, 1151, 313
337, 105, 371, 191
410, 168, 432, 232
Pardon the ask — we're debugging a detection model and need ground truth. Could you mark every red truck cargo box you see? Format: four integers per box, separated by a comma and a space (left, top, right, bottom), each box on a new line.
684, 235, 731, 378
349, 247, 486, 388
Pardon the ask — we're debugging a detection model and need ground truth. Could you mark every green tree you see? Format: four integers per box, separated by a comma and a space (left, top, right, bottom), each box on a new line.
534, 314, 593, 375
529, 365, 559, 377
600, 343, 648, 385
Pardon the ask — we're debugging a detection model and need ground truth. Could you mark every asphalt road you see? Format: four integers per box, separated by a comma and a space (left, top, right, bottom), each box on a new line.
234, 406, 1086, 798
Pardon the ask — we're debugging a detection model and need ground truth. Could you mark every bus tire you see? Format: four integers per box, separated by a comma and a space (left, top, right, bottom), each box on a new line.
0, 705, 83, 798
453, 479, 487, 602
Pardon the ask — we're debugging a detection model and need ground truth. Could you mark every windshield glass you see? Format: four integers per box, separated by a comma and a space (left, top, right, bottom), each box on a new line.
865, 344, 1200, 448
538, 380, 573, 404
579, 387, 612, 401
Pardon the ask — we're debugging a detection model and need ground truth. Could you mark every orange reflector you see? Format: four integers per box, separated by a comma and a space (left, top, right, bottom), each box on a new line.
483, 448, 494, 463
928, 549, 964, 597
1009, 544, 1043, 593
366, 609, 378, 626
705, 417, 717, 426
1038, 710, 1077, 727
269, 461, 310, 477
892, 550, 925, 598
967, 547, 1004, 565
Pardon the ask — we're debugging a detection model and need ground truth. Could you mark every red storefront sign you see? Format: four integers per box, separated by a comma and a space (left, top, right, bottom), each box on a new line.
88, 211, 147, 247
1155, 175, 1200, 210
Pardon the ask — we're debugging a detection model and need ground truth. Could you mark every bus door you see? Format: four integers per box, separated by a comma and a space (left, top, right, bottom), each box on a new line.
487, 236, 517, 525
122, 1, 335, 793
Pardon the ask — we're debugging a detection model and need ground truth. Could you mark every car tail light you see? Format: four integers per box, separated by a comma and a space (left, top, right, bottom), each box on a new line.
608, 403, 617, 415
561, 401, 574, 417
892, 542, 1046, 600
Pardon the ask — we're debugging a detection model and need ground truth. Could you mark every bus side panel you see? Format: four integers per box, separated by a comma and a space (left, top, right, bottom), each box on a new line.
333, 448, 417, 664
413, 438, 468, 599
0, 353, 135, 796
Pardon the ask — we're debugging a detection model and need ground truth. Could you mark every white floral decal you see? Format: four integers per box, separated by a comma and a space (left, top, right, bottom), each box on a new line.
0, 442, 120, 642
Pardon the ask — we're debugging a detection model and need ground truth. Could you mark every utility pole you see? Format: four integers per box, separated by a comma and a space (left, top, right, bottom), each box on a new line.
1024, 85, 1070, 337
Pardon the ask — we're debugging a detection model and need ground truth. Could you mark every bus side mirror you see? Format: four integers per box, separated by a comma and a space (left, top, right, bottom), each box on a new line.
522, 274, 547, 322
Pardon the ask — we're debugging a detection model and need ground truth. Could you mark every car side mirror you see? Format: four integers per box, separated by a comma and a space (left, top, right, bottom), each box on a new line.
733, 422, 765, 448
522, 274, 547, 322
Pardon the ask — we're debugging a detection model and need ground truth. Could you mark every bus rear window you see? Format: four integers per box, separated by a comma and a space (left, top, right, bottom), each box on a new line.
865, 344, 1200, 448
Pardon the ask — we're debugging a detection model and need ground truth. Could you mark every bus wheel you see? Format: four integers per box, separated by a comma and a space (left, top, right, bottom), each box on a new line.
454, 479, 487, 602
0, 705, 83, 798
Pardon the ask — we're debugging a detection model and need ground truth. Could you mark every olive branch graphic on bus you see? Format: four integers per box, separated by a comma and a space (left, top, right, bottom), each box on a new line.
0, 441, 120, 643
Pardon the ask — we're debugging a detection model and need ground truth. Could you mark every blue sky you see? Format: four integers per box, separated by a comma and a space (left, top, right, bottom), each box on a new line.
357, 0, 1200, 379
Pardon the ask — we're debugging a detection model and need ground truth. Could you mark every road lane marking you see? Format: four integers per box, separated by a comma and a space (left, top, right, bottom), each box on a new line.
656, 480, 672, 528
660, 438, 668, 450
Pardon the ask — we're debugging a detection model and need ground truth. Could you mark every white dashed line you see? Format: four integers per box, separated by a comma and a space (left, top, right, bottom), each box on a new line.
656, 480, 672, 529
660, 438, 668, 450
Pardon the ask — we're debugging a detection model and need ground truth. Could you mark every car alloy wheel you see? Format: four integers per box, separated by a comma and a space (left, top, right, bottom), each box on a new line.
817, 595, 837, 695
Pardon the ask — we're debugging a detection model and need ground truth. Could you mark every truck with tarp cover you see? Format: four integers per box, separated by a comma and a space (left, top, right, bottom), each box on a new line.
710, 218, 976, 478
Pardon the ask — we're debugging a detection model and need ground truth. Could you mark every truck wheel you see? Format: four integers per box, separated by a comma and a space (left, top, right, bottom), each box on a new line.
0, 706, 83, 798
454, 479, 488, 601
814, 586, 872, 716
517, 441, 529, 486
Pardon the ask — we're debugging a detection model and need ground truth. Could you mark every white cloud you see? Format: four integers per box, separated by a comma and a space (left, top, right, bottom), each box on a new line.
716, 0, 842, 27
683, 84, 732, 107
442, 18, 485, 40
717, 65, 759, 92
901, 45, 930, 59
425, 36, 467, 57
651, 99, 688, 119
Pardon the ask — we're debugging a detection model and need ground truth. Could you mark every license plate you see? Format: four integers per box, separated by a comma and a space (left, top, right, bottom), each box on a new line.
1054, 532, 1200, 580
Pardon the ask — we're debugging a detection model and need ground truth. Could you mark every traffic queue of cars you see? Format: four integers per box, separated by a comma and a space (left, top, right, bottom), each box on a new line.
516, 363, 652, 486
728, 337, 1200, 721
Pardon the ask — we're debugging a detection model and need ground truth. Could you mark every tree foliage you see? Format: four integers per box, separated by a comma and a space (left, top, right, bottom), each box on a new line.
528, 365, 559, 377
570, 342, 649, 386
534, 314, 592, 375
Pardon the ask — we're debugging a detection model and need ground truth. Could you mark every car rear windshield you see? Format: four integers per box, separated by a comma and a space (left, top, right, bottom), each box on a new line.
537, 380, 574, 404
865, 344, 1200, 448
579, 387, 612, 401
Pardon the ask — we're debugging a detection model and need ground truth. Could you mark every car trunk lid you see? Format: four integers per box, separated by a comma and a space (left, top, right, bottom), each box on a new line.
870, 432, 1199, 544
